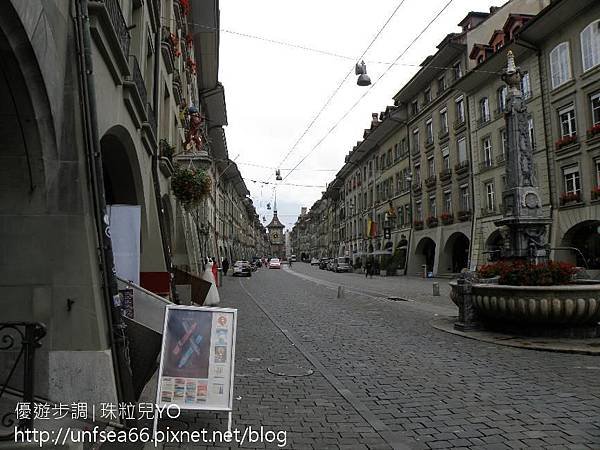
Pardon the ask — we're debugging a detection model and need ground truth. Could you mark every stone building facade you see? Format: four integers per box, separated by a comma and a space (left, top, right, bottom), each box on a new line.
292, 0, 600, 278
0, 0, 265, 424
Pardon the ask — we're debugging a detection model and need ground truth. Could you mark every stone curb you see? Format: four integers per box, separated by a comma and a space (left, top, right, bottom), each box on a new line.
431, 316, 600, 356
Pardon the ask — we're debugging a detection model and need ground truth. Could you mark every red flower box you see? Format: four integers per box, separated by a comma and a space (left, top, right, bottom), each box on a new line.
555, 134, 577, 149
477, 260, 577, 286
440, 212, 454, 225
592, 186, 600, 201
426, 216, 439, 228
588, 124, 600, 138
413, 220, 424, 230
559, 191, 581, 205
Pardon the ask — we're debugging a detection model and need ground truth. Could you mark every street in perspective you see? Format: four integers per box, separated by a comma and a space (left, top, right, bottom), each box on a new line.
1, 0, 600, 449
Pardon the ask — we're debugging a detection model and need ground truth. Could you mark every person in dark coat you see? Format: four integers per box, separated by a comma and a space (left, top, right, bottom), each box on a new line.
365, 260, 372, 279
222, 258, 229, 276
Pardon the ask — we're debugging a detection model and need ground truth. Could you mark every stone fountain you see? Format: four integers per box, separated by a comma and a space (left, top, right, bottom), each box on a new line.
450, 52, 600, 338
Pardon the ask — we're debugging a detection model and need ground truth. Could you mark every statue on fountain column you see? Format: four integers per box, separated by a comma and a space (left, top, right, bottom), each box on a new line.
495, 51, 551, 262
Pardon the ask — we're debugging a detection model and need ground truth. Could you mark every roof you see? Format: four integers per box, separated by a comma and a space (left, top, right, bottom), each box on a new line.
267, 211, 284, 229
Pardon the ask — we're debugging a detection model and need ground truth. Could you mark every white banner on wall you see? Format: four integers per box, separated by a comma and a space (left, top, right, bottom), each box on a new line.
108, 204, 141, 284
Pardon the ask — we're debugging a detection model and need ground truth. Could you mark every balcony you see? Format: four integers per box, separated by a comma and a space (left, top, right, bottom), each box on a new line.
424, 176, 437, 189
172, 69, 183, 105
123, 55, 148, 128
161, 27, 176, 74
454, 160, 470, 176
440, 212, 454, 225
453, 118, 466, 131
425, 136, 435, 150
438, 128, 449, 141
89, 0, 131, 81
439, 168, 452, 183
477, 115, 491, 128
456, 210, 471, 222
479, 159, 494, 172
412, 182, 422, 195
496, 153, 506, 165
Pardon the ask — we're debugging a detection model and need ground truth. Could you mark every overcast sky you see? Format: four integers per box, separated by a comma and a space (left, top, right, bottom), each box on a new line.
219, 0, 501, 231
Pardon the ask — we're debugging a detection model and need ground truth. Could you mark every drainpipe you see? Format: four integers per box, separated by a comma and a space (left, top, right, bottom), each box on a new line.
151, 8, 178, 302
465, 94, 478, 271
74, 0, 135, 404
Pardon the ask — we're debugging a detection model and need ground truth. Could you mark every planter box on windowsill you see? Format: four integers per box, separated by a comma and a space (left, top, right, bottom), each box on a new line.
558, 200, 584, 209
441, 215, 454, 225
414, 221, 424, 231
425, 176, 437, 189
427, 218, 439, 228
586, 127, 600, 145
457, 210, 472, 222
439, 169, 452, 183
555, 136, 579, 153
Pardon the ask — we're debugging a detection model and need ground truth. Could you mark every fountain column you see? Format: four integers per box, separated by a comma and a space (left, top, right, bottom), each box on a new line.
494, 51, 551, 262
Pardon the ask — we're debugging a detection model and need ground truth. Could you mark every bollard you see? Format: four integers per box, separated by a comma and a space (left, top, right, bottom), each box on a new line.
337, 286, 345, 299
432, 282, 440, 296
422, 264, 427, 278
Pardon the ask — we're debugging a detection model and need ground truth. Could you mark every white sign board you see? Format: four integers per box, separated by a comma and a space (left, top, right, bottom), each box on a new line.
108, 204, 141, 284
155, 305, 237, 411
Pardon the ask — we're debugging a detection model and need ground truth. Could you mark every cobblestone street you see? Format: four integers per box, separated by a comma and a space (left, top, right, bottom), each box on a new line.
170, 265, 600, 449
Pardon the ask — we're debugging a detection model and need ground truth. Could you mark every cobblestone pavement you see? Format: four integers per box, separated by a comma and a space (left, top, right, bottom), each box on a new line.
166, 265, 600, 450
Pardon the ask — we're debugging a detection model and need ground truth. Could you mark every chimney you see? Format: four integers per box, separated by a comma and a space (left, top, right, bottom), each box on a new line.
371, 113, 379, 127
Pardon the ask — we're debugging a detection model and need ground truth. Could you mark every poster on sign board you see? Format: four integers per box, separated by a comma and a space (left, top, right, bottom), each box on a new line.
155, 305, 237, 411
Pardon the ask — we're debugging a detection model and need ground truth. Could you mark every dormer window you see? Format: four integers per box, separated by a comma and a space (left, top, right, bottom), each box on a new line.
477, 55, 485, 65
453, 62, 462, 80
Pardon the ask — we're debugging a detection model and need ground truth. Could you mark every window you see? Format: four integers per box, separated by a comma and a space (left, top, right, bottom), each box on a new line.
429, 195, 437, 217
387, 149, 392, 166
581, 20, 600, 72
453, 62, 462, 80
398, 206, 404, 226
368, 161, 373, 178
405, 204, 411, 223
428, 156, 435, 177
415, 201, 422, 220
497, 86, 507, 112
558, 106, 577, 138
412, 128, 420, 152
500, 129, 507, 158
521, 72, 531, 99
424, 88, 432, 104
438, 75, 446, 94
563, 165, 581, 194
528, 117, 535, 149
412, 100, 419, 115
483, 137, 493, 167
456, 96, 465, 123
443, 191, 452, 213
414, 164, 421, 183
426, 119, 434, 144
457, 137, 467, 162
485, 182, 495, 211
550, 42, 572, 89
440, 108, 448, 133
460, 185, 470, 210
442, 147, 450, 170
595, 159, 600, 186
592, 93, 600, 126
380, 154, 385, 169
480, 97, 490, 122
394, 144, 400, 161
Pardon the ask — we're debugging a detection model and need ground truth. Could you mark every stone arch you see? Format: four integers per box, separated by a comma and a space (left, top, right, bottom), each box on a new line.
485, 230, 504, 262
414, 237, 436, 274
560, 220, 600, 269
440, 232, 470, 274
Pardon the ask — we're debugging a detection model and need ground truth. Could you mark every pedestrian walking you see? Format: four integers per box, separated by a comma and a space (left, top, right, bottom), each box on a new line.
365, 260, 372, 279
222, 258, 229, 276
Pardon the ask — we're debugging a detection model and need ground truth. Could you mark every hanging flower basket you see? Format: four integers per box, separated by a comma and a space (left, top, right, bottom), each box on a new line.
172, 166, 211, 208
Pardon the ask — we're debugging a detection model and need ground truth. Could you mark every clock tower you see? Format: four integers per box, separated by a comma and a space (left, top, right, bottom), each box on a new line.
267, 198, 285, 259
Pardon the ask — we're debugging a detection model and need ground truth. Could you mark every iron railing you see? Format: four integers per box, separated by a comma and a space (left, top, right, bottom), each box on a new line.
103, 0, 131, 58
147, 103, 157, 136
0, 322, 46, 441
129, 55, 148, 108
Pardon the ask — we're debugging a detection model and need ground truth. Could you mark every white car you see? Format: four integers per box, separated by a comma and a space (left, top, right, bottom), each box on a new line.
310, 258, 319, 266
269, 258, 281, 269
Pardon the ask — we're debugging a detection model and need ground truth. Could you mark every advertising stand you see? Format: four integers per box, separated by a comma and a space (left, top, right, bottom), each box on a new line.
154, 305, 238, 434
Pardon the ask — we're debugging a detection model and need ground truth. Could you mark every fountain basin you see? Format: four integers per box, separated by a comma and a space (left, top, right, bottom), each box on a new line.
450, 282, 600, 325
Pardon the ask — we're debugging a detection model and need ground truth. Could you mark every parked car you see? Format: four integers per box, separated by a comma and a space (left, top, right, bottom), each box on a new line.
291, 255, 297, 262
269, 258, 281, 269
232, 261, 252, 277
310, 258, 320, 266
334, 257, 351, 273
326, 258, 335, 271
319, 258, 328, 269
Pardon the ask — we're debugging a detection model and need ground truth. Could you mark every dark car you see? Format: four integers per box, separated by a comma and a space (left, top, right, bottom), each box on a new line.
232, 261, 252, 277
319, 258, 328, 270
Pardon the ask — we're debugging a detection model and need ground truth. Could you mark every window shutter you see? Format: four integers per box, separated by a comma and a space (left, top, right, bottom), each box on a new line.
550, 46, 560, 88
582, 26, 593, 71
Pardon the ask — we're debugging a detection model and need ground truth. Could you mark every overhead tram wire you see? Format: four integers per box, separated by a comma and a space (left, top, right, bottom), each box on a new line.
162, 16, 501, 75
269, 0, 408, 178
282, 0, 455, 183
